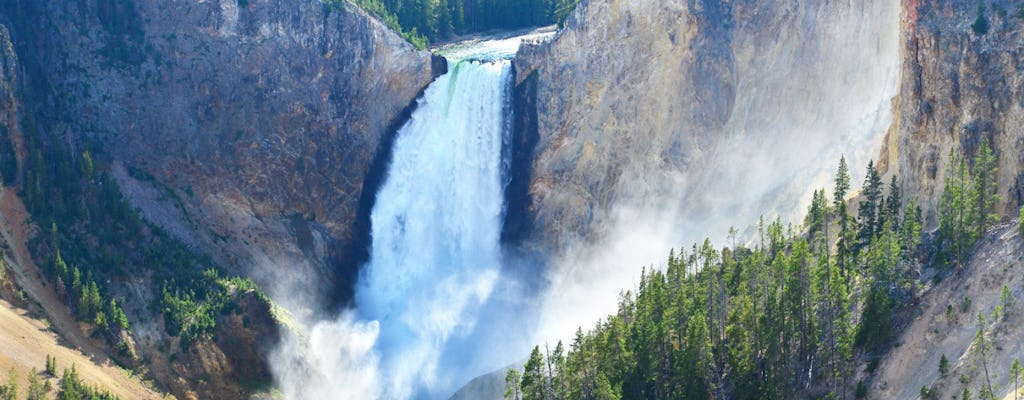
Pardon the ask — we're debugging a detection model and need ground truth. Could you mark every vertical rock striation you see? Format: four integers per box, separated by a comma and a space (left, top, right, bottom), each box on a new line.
513, 0, 900, 251
0, 1, 440, 398
893, 0, 1024, 228
0, 0, 441, 307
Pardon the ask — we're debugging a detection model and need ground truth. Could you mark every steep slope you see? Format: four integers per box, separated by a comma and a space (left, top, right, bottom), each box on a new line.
0, 299, 162, 399
0, 0, 441, 309
872, 222, 1024, 399
0, 1, 443, 398
890, 0, 1024, 228
512, 0, 900, 252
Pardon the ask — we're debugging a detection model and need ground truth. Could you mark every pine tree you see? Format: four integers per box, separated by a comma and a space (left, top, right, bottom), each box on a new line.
0, 368, 16, 400
972, 138, 999, 238
807, 189, 827, 240
974, 312, 993, 397
834, 156, 851, 205
939, 151, 976, 268
858, 160, 883, 247
972, 1, 989, 35
1019, 204, 1024, 235
939, 354, 949, 376
522, 346, 546, 400
550, 341, 566, 399
901, 199, 922, 258
46, 355, 56, 376
999, 285, 1013, 321
505, 368, 522, 400
26, 368, 43, 400
886, 175, 901, 232
1011, 358, 1022, 400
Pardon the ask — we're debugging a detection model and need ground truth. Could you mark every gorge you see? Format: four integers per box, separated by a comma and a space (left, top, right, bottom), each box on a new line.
0, 0, 1020, 399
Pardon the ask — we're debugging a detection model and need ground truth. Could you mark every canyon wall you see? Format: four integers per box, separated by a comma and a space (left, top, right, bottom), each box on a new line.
0, 1, 440, 398
513, 0, 900, 251
1, 0, 441, 307
892, 0, 1024, 227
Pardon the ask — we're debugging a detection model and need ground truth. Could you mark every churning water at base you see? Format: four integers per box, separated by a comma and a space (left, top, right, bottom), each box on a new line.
272, 55, 516, 400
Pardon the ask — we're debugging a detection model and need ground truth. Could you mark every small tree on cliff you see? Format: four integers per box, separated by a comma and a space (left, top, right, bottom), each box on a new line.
1018, 203, 1024, 235
972, 2, 990, 35
972, 138, 999, 237
939, 150, 976, 268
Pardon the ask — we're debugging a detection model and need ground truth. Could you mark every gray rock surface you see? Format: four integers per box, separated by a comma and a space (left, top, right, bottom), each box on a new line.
514, 0, 901, 251
2, 0, 440, 308
891, 0, 1024, 228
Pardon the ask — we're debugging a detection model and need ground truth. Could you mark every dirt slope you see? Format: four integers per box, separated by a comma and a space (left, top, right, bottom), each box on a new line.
872, 221, 1024, 399
0, 187, 162, 399
0, 299, 162, 399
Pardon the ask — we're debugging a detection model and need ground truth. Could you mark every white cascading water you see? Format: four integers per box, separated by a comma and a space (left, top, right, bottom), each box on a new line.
355, 58, 510, 398
271, 41, 527, 399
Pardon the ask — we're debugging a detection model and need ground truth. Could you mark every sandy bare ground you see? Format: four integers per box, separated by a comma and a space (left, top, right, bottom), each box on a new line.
0, 299, 162, 399
872, 222, 1024, 400
0, 187, 163, 399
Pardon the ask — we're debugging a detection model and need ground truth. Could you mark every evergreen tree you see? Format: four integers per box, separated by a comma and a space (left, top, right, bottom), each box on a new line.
1011, 358, 1022, 400
974, 312, 993, 397
550, 341, 566, 399
0, 369, 15, 400
1020, 204, 1024, 235
522, 346, 546, 400
807, 189, 827, 239
939, 354, 949, 376
886, 175, 901, 232
858, 160, 883, 247
999, 285, 1013, 321
939, 151, 976, 268
901, 199, 922, 258
972, 1, 990, 35
834, 156, 851, 208
46, 355, 57, 376
505, 368, 522, 400
26, 368, 43, 400
972, 138, 999, 237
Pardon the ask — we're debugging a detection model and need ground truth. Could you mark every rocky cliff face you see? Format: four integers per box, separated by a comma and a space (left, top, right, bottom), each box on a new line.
513, 0, 900, 252
892, 0, 1024, 227
0, 1, 440, 398
1, 0, 440, 308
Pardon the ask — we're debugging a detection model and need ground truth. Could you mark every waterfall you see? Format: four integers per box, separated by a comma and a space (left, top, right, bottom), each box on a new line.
271, 53, 518, 400
356, 58, 512, 399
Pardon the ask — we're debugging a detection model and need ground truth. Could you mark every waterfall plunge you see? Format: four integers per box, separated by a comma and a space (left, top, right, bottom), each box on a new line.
272, 58, 515, 400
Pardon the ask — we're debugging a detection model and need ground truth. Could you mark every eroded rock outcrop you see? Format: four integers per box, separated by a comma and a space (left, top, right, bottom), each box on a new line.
892, 0, 1024, 227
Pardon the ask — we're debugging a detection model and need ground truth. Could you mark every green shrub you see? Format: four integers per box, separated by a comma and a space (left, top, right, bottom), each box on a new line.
972, 2, 989, 35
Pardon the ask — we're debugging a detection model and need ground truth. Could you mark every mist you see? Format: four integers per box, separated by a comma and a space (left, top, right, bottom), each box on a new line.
267, 0, 901, 398
528, 0, 900, 353
270, 47, 535, 399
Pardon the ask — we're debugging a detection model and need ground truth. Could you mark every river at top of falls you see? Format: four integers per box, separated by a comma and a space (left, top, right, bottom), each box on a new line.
271, 31, 552, 400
